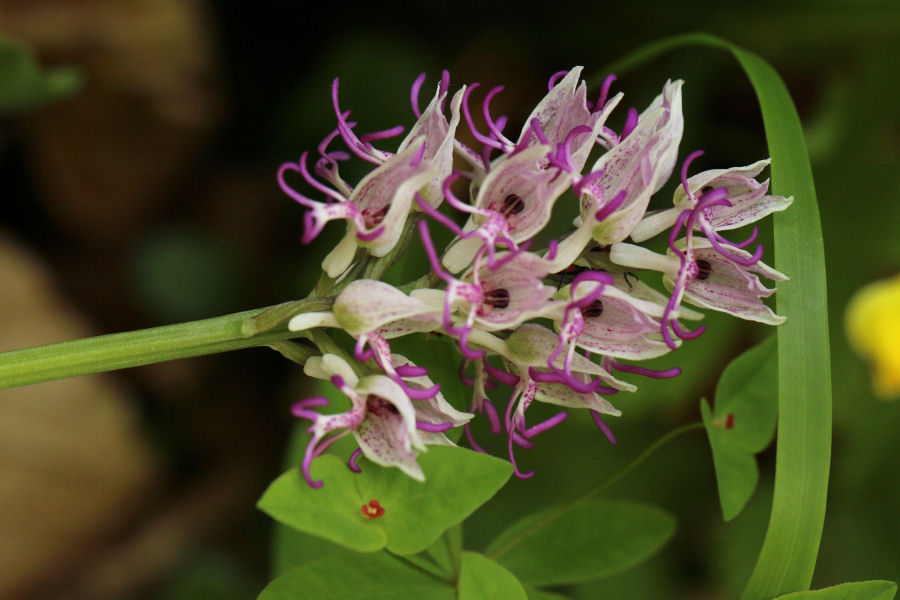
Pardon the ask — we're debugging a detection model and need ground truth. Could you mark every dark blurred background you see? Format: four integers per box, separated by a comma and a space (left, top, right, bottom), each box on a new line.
1, 1, 898, 598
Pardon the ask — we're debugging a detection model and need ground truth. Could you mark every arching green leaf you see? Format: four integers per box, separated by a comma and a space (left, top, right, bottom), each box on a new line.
458, 552, 527, 600
597, 33, 831, 599
486, 500, 675, 586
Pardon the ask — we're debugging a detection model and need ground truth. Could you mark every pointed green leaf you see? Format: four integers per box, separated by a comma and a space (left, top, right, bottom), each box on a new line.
260, 446, 511, 556
701, 398, 760, 521
258, 550, 455, 600
458, 552, 527, 600
774, 581, 897, 600
486, 500, 675, 586
598, 33, 832, 598
713, 337, 779, 453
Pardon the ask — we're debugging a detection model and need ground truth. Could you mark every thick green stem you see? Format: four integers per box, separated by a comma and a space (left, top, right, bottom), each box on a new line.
0, 298, 331, 389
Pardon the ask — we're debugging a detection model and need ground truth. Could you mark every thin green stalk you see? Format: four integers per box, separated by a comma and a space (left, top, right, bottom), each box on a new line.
487, 422, 704, 560
0, 298, 331, 389
385, 550, 454, 585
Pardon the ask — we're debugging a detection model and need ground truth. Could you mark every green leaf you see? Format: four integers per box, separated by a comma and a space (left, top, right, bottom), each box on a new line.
486, 500, 676, 586
701, 398, 760, 521
458, 552, 527, 600
774, 581, 897, 600
424, 525, 462, 578
701, 337, 777, 521
713, 336, 779, 453
390, 334, 469, 413
599, 33, 832, 599
358, 446, 512, 555
258, 457, 388, 553
258, 550, 455, 600
0, 35, 82, 113
259, 446, 512, 556
525, 587, 574, 600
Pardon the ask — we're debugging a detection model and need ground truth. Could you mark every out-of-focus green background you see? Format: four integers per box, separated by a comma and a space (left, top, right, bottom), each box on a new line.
1, 1, 897, 598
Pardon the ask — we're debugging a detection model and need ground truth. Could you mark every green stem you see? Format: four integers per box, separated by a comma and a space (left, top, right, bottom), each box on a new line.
385, 550, 454, 585
0, 298, 331, 389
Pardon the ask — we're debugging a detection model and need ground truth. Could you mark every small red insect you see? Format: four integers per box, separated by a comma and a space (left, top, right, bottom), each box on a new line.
361, 499, 385, 519
725, 413, 735, 430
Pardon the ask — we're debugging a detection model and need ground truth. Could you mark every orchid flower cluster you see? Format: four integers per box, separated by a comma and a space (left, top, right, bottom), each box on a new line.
278, 67, 793, 487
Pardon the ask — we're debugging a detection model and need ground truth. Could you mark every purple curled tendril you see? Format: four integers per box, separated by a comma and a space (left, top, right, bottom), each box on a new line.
595, 189, 628, 222
591, 410, 617, 445
291, 396, 329, 421
620, 107, 639, 140
548, 70, 568, 90
395, 364, 429, 377
348, 448, 363, 472
605, 358, 681, 379
462, 83, 506, 153
594, 74, 617, 112
417, 220, 485, 360
417, 421, 454, 433
544, 270, 614, 392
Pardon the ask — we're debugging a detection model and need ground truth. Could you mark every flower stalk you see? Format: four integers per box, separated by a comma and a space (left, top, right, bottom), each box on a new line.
0, 298, 331, 389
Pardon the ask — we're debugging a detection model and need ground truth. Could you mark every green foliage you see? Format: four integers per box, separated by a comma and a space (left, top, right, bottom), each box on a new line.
0, 35, 81, 113
458, 552, 527, 600
599, 33, 832, 598
258, 550, 455, 600
258, 445, 512, 556
525, 587, 574, 600
774, 581, 898, 600
486, 500, 676, 586
702, 336, 778, 520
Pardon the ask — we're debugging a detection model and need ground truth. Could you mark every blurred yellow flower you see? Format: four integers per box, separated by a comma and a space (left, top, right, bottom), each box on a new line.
846, 274, 900, 398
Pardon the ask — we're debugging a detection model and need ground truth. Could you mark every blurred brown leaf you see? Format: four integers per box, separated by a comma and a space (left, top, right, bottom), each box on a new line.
1, 0, 224, 244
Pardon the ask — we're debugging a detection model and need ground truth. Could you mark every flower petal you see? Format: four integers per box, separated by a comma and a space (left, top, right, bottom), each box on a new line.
333, 280, 439, 337
587, 80, 684, 244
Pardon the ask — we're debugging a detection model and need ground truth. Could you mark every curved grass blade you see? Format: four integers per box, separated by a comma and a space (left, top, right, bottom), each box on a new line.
595, 32, 831, 599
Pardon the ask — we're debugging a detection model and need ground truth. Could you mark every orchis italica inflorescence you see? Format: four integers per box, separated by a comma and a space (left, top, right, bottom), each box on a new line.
281, 67, 792, 485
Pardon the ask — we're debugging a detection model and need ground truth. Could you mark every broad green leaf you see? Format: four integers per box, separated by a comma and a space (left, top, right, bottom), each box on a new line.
599, 33, 832, 599
258, 549, 455, 600
458, 552, 527, 600
359, 446, 512, 555
258, 457, 388, 553
701, 398, 760, 521
486, 500, 676, 586
774, 581, 897, 600
259, 446, 511, 556
0, 35, 81, 113
713, 336, 779, 453
526, 587, 574, 600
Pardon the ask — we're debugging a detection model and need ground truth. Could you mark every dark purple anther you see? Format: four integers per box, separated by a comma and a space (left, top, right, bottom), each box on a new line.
695, 259, 712, 281
484, 288, 511, 309
501, 194, 526, 216
581, 299, 604, 318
